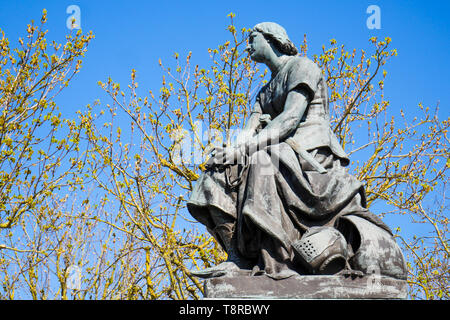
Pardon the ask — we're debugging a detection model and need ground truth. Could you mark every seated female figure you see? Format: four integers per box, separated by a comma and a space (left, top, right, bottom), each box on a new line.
187, 22, 407, 280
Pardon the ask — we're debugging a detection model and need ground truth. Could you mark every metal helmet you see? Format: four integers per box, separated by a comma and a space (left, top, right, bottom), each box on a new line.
292, 226, 349, 275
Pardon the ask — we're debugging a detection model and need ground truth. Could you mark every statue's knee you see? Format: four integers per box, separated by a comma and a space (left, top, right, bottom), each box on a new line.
249, 150, 278, 176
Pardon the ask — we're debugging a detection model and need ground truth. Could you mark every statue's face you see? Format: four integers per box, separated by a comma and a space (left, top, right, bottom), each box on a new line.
246, 31, 271, 63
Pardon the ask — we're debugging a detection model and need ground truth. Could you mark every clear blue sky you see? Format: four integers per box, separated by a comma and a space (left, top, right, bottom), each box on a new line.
1, 1, 449, 237
1, 0, 448, 119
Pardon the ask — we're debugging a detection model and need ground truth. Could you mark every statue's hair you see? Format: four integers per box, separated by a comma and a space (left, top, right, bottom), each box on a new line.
253, 22, 298, 56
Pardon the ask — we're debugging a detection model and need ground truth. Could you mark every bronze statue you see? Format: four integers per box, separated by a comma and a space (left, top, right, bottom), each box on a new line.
187, 22, 406, 282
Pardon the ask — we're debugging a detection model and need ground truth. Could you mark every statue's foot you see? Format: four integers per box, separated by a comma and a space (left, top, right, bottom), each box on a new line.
189, 261, 242, 279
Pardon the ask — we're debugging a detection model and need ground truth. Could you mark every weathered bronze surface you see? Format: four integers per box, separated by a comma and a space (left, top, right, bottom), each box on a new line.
204, 274, 408, 299
187, 22, 407, 298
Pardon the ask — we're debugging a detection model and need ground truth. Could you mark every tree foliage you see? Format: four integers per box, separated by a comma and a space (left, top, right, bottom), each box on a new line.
0, 12, 448, 299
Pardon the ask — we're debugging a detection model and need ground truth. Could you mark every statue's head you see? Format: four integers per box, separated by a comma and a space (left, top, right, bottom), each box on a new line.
247, 22, 298, 62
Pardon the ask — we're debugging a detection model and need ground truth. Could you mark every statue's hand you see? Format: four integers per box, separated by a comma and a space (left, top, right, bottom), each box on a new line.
206, 146, 242, 168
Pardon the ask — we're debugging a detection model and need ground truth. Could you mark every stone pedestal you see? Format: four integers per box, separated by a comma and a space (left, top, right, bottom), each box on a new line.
204, 274, 407, 299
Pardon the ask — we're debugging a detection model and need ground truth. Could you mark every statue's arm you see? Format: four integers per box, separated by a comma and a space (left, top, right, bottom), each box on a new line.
243, 87, 310, 154
207, 89, 308, 167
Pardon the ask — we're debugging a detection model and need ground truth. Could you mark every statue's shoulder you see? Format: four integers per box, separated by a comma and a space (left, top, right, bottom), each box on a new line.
287, 56, 321, 75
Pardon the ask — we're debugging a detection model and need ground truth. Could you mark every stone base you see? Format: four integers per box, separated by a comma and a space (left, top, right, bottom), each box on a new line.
204, 274, 407, 299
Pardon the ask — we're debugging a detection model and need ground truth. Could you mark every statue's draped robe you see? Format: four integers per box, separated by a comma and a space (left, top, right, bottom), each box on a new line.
187, 56, 391, 277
